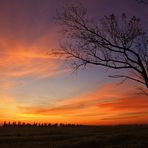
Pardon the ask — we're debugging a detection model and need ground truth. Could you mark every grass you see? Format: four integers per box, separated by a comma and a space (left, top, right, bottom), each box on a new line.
0, 125, 148, 148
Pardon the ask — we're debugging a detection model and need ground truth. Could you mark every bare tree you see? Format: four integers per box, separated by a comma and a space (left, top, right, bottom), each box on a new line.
53, 5, 148, 88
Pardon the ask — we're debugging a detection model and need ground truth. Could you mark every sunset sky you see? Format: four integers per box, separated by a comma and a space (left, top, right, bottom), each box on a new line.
0, 0, 148, 125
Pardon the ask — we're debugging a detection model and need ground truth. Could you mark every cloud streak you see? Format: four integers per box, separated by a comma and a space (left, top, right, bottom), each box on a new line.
0, 28, 66, 80
19, 83, 148, 125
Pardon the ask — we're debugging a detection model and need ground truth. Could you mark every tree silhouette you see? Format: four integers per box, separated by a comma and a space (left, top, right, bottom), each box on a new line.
53, 5, 148, 88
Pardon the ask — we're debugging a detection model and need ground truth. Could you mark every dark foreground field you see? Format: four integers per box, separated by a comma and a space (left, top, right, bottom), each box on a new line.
0, 125, 148, 148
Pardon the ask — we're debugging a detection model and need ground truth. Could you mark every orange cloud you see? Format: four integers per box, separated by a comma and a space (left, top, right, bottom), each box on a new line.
0, 94, 21, 122
99, 96, 148, 112
19, 82, 148, 125
0, 33, 66, 80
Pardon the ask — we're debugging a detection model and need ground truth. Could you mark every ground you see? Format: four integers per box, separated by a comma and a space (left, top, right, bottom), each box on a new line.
0, 125, 148, 148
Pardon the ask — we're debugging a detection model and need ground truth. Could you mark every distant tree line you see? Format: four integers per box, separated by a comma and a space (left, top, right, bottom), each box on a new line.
2, 121, 83, 127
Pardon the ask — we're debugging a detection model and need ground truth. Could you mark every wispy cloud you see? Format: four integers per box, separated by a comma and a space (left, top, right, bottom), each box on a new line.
18, 82, 148, 124
0, 94, 21, 122
0, 28, 67, 80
